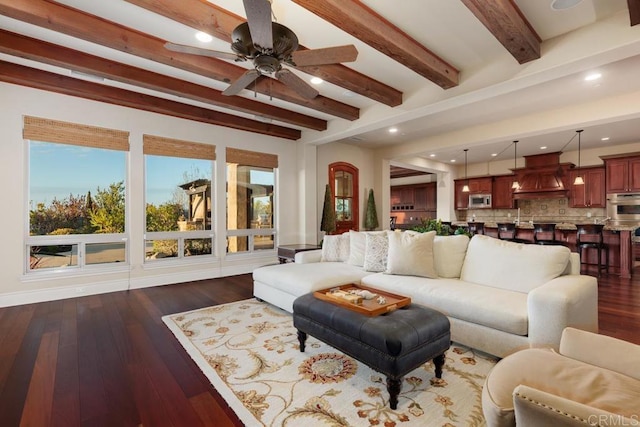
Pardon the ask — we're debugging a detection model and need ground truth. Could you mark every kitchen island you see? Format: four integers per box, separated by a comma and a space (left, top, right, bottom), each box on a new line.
460, 221, 637, 278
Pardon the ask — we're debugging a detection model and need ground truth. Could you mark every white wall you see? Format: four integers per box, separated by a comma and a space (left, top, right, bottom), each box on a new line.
0, 82, 305, 306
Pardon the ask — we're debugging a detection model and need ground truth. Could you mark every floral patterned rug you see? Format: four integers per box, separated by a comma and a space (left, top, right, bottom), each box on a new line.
162, 299, 498, 427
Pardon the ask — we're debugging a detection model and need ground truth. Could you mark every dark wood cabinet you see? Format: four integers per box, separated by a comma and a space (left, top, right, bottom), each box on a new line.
468, 177, 492, 194
604, 156, 640, 193
569, 167, 605, 208
492, 175, 515, 209
454, 180, 469, 209
390, 183, 436, 211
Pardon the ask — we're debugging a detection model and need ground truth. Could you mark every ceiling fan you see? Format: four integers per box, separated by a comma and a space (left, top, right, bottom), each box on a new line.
165, 0, 358, 99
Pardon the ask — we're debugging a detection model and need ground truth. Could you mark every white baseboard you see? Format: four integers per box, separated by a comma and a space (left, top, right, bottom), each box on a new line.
0, 259, 274, 307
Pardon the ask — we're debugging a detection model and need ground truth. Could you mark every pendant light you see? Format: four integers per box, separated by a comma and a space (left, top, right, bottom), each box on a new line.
462, 149, 470, 192
573, 130, 585, 185
511, 141, 520, 189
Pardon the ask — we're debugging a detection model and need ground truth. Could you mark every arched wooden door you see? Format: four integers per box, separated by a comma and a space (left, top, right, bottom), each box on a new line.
329, 162, 359, 234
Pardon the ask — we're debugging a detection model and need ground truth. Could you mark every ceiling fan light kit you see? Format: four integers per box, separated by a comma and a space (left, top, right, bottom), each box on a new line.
164, 0, 357, 100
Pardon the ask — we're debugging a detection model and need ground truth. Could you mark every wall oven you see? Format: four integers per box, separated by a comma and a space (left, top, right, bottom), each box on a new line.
606, 193, 640, 225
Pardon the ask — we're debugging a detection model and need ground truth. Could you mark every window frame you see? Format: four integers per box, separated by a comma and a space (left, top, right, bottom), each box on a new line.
225, 148, 278, 256
23, 117, 130, 276
143, 135, 217, 263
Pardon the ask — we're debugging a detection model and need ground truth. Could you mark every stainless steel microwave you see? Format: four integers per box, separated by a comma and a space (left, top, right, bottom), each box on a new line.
469, 194, 492, 208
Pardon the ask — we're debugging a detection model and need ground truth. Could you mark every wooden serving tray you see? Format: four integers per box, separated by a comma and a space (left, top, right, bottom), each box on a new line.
314, 284, 411, 316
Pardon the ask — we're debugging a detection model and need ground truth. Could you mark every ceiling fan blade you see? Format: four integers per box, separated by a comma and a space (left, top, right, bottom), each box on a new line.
164, 42, 239, 61
292, 45, 359, 67
222, 69, 261, 96
243, 0, 273, 50
275, 69, 319, 99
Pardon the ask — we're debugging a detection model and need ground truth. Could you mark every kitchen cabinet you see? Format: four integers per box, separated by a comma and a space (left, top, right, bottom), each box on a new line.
454, 180, 469, 209
454, 177, 492, 210
569, 167, 605, 208
492, 175, 515, 209
603, 156, 640, 193
390, 186, 414, 209
467, 177, 492, 194
413, 183, 436, 210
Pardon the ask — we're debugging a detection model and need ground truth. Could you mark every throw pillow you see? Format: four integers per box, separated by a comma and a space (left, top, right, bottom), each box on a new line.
385, 230, 437, 278
321, 234, 350, 262
363, 232, 389, 272
433, 235, 470, 278
347, 230, 367, 266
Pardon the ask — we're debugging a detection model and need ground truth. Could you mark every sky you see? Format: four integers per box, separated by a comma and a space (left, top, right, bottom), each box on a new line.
29, 141, 273, 208
29, 142, 209, 207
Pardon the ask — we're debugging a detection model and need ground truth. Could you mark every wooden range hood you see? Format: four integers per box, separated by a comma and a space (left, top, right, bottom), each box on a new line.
512, 152, 573, 200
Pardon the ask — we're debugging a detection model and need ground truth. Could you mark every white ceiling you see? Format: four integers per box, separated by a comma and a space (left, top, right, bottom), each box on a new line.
1, 0, 640, 166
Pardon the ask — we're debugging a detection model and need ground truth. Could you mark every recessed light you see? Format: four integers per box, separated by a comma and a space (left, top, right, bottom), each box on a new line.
195, 31, 213, 43
429, 153, 436, 157
550, 0, 583, 11
310, 77, 323, 85
584, 72, 602, 81
601, 137, 610, 141
388, 127, 398, 133
450, 159, 456, 163
491, 153, 498, 157
540, 146, 547, 150
342, 90, 355, 98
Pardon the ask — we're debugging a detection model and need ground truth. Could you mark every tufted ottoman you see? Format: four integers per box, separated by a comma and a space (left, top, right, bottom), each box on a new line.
293, 292, 451, 409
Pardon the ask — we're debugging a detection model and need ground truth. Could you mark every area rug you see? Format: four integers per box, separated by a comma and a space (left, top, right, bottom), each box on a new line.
162, 299, 498, 427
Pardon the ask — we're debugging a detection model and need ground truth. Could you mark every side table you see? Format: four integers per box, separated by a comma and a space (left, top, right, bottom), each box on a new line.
277, 244, 320, 263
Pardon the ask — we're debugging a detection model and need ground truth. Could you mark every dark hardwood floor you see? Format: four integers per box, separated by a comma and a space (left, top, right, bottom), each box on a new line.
0, 270, 638, 426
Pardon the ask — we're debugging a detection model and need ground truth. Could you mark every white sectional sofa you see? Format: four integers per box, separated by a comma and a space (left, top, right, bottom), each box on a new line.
253, 231, 599, 358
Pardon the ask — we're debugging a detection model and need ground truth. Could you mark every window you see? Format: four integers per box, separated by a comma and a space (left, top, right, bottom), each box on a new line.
329, 162, 359, 234
25, 116, 129, 273
226, 148, 277, 254
143, 135, 215, 261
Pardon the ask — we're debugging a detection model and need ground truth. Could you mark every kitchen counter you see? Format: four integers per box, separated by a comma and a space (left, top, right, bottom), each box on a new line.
455, 221, 637, 278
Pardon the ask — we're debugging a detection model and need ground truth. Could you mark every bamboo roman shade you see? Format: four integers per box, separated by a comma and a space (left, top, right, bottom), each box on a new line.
143, 135, 216, 160
226, 147, 278, 169
23, 116, 129, 151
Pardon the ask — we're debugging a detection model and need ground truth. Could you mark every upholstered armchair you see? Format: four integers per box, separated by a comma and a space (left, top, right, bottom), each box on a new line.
482, 327, 640, 427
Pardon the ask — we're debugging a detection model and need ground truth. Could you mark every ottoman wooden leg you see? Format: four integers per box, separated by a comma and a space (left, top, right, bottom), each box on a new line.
297, 330, 307, 352
434, 353, 445, 378
386, 376, 402, 410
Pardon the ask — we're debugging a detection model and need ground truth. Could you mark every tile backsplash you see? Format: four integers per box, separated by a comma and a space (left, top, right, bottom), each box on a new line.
459, 198, 606, 224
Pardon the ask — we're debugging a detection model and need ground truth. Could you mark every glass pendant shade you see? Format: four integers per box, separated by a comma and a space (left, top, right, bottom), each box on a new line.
574, 130, 584, 185
511, 141, 519, 189
462, 149, 469, 192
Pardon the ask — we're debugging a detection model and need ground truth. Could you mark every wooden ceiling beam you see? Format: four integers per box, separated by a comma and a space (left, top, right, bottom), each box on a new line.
0, 0, 358, 121
0, 60, 301, 140
124, 0, 403, 107
0, 29, 326, 131
629, 0, 640, 26
461, 0, 541, 64
291, 0, 459, 89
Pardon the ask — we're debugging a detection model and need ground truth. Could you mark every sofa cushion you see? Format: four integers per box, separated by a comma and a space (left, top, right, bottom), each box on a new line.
321, 233, 350, 262
362, 274, 528, 336
434, 235, 470, 278
253, 261, 371, 297
483, 348, 640, 422
460, 235, 570, 293
347, 230, 386, 267
363, 232, 388, 272
386, 230, 437, 278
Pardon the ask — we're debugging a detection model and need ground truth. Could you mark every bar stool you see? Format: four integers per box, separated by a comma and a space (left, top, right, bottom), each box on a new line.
533, 223, 564, 246
576, 224, 609, 277
497, 223, 529, 243
468, 222, 484, 235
